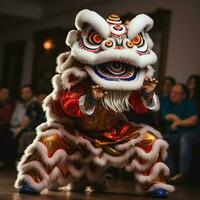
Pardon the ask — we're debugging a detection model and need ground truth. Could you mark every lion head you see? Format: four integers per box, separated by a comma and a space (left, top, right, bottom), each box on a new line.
64, 9, 156, 91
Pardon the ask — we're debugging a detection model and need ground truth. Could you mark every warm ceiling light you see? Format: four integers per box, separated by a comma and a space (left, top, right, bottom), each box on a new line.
43, 39, 55, 50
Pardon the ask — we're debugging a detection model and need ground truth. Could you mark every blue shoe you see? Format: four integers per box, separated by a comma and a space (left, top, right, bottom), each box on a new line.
147, 188, 168, 198
19, 184, 39, 195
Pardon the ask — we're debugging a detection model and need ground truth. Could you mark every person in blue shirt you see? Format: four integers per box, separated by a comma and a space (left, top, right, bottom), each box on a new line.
160, 83, 199, 183
160, 76, 176, 107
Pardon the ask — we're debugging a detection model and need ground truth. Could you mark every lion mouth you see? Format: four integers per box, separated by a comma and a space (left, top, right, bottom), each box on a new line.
93, 61, 141, 81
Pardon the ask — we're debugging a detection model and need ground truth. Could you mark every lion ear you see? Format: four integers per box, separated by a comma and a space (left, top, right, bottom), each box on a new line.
75, 9, 110, 38
127, 14, 154, 39
65, 30, 79, 47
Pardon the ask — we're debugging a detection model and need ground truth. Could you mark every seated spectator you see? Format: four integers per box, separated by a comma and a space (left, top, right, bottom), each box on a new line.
0, 87, 14, 132
160, 83, 199, 183
156, 77, 176, 132
17, 90, 48, 158
10, 84, 35, 139
160, 76, 176, 105
0, 84, 35, 167
0, 87, 14, 167
187, 75, 200, 113
172, 75, 200, 182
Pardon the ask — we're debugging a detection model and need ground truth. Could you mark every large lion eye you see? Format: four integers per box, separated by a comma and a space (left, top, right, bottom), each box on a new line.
131, 33, 144, 47
87, 31, 103, 45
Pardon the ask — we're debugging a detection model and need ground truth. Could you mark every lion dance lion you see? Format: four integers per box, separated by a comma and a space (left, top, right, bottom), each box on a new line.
15, 9, 175, 198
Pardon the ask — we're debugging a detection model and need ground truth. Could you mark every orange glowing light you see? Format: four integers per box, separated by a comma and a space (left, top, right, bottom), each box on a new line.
43, 39, 55, 50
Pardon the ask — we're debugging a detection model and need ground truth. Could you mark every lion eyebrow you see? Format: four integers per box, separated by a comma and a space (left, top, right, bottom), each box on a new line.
75, 9, 110, 39
127, 14, 154, 39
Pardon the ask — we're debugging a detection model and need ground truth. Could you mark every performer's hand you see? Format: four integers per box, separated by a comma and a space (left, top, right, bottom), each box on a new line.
142, 77, 158, 94
91, 85, 108, 100
141, 77, 158, 105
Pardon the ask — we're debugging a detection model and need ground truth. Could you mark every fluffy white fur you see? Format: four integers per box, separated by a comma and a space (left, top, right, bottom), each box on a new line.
134, 139, 169, 161
75, 9, 110, 39
126, 159, 154, 172
139, 124, 162, 139
61, 66, 87, 89
101, 90, 131, 112
56, 52, 70, 73
144, 65, 155, 79
15, 122, 172, 193
56, 52, 75, 73
135, 162, 170, 184
127, 14, 154, 39
66, 30, 79, 47
145, 33, 154, 49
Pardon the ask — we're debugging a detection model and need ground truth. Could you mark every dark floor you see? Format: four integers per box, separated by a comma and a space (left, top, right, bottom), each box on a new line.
0, 169, 200, 200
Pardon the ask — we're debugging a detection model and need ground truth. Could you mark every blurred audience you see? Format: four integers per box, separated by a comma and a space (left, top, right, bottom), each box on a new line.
0, 87, 14, 167
171, 75, 200, 183
17, 90, 48, 158
0, 87, 14, 132
160, 83, 199, 183
160, 76, 176, 105
187, 75, 200, 114
0, 84, 36, 167
156, 76, 176, 132
10, 84, 35, 139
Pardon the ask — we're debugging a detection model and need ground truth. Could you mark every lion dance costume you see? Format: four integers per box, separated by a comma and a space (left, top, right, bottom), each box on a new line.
15, 9, 175, 197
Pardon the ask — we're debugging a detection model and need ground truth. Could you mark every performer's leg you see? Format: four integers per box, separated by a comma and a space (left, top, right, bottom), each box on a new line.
86, 163, 108, 192
15, 129, 77, 194
69, 162, 108, 192
134, 132, 175, 197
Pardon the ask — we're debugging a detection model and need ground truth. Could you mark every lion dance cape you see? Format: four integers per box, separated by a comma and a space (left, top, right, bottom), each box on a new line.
15, 9, 175, 195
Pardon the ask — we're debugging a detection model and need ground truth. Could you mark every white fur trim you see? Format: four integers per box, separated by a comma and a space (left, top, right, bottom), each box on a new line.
115, 128, 143, 151
47, 167, 67, 190
18, 143, 67, 170
135, 162, 170, 184
145, 33, 154, 49
15, 122, 171, 193
66, 30, 79, 47
127, 14, 154, 39
138, 124, 162, 139
134, 139, 168, 161
51, 74, 62, 99
15, 174, 49, 192
15, 160, 49, 191
56, 52, 71, 73
126, 159, 154, 172
56, 53, 76, 73
144, 65, 155, 79
61, 66, 87, 89
75, 9, 110, 39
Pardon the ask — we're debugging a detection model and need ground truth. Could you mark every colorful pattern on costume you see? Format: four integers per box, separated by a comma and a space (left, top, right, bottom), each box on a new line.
15, 9, 175, 196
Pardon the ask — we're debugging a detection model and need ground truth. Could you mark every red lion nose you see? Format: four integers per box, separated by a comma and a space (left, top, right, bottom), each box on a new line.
115, 46, 124, 50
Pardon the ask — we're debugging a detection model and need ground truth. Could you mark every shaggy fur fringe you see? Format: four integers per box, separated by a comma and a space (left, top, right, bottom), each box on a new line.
15, 122, 172, 193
